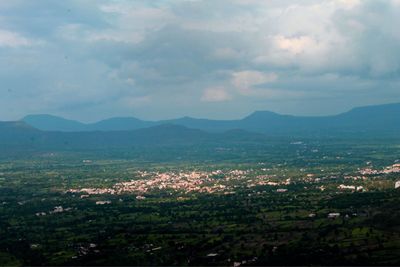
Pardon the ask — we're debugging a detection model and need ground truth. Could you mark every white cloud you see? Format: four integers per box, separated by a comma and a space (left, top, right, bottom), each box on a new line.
213, 47, 242, 59
247, 88, 305, 99
273, 35, 318, 55
1, 0, 400, 120
232, 71, 278, 95
119, 95, 151, 108
96, 3, 175, 44
337, 0, 361, 9
0, 29, 33, 47
393, 0, 400, 6
201, 86, 232, 102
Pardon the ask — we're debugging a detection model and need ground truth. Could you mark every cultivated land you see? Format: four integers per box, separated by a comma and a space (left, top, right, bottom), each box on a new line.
0, 138, 400, 266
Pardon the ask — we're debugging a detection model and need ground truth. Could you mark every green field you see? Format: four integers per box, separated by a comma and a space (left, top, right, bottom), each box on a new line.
0, 138, 399, 266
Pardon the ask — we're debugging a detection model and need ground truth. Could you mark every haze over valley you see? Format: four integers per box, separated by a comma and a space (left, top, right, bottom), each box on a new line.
1, 1, 400, 266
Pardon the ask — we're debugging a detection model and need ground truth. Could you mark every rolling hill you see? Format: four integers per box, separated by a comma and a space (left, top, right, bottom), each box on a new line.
22, 115, 156, 132
0, 122, 267, 152
21, 103, 400, 136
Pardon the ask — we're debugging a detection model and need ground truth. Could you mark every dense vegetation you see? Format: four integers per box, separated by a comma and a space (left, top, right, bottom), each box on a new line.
0, 138, 399, 266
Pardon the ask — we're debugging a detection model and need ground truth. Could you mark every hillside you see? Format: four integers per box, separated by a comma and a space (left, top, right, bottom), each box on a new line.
0, 123, 268, 152
21, 103, 400, 136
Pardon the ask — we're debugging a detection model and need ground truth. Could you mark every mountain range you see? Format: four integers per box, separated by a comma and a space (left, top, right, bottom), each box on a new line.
22, 102, 400, 136
0, 102, 399, 153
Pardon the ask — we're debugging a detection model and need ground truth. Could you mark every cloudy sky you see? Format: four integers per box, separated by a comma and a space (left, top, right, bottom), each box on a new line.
1, 0, 400, 121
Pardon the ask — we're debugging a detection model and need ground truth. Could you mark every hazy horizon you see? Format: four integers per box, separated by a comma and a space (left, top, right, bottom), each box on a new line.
1, 0, 400, 121
1, 2, 400, 266
6, 101, 396, 124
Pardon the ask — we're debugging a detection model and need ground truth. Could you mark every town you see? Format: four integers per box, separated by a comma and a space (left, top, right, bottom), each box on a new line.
1, 139, 400, 266
66, 163, 400, 198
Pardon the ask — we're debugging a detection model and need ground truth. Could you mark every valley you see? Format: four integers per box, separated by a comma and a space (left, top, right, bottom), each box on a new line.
0, 138, 399, 266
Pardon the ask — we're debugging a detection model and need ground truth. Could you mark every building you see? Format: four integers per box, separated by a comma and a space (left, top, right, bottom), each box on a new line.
328, 213, 340, 219
276, 188, 288, 193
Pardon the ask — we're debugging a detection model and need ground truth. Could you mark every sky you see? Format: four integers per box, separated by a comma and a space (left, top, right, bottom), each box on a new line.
0, 0, 400, 122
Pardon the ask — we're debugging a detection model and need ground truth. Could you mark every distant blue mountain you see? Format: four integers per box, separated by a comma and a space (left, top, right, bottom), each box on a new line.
21, 102, 400, 136
0, 122, 266, 152
89, 117, 156, 131
23, 114, 87, 132
22, 115, 156, 132
0, 102, 399, 154
0, 121, 41, 147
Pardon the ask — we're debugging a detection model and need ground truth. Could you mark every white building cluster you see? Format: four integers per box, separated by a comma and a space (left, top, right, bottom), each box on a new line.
66, 167, 302, 197
338, 184, 364, 192
359, 164, 400, 175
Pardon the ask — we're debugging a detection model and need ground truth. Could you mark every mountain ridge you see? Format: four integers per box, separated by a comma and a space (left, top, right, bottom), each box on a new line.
0, 122, 269, 153
0, 102, 399, 155
18, 102, 400, 135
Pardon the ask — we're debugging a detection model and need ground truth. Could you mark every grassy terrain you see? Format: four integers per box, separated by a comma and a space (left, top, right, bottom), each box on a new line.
0, 138, 399, 266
